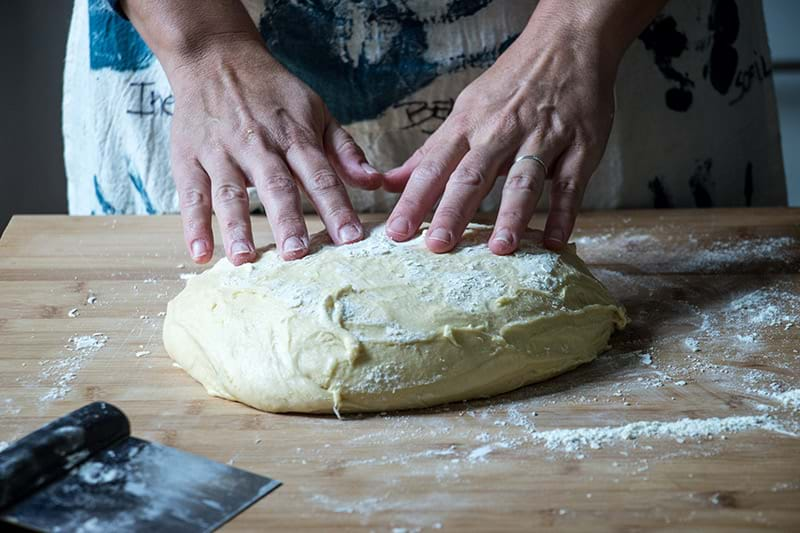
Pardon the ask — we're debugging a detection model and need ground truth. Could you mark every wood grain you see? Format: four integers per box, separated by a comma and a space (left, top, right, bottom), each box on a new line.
1, 209, 799, 531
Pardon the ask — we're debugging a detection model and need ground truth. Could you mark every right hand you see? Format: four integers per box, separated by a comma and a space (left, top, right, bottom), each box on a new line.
168, 37, 382, 264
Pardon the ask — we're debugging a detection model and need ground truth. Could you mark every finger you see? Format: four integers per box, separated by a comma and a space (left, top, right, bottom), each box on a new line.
543, 149, 588, 251
173, 157, 214, 264
239, 148, 309, 261
489, 143, 561, 255
383, 149, 424, 193
386, 136, 469, 241
324, 120, 382, 190
426, 144, 506, 253
284, 137, 364, 245
200, 155, 257, 266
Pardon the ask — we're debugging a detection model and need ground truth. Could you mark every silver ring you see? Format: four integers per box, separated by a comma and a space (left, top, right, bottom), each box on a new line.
513, 155, 549, 180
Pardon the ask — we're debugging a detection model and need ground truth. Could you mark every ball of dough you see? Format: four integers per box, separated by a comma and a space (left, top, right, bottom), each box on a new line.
164, 224, 627, 414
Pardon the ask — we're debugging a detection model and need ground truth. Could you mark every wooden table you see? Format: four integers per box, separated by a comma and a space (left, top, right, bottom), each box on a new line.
1, 209, 799, 531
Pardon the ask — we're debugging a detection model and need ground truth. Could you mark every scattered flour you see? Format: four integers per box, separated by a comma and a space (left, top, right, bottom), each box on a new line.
1, 399, 21, 416
735, 334, 758, 344
574, 231, 798, 274
467, 442, 511, 463
684, 338, 700, 352
752, 389, 800, 411
38, 334, 108, 403
770, 390, 800, 410
78, 461, 123, 484
70, 335, 107, 352
725, 287, 800, 331
309, 494, 388, 516
687, 236, 798, 271
529, 415, 789, 453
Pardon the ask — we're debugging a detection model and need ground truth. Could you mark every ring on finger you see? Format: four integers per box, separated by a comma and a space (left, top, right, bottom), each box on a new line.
513, 154, 549, 180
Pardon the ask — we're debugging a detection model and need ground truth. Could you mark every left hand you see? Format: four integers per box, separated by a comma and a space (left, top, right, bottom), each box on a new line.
383, 6, 621, 254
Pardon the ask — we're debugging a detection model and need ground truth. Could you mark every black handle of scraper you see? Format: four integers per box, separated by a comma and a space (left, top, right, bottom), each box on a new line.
0, 401, 130, 510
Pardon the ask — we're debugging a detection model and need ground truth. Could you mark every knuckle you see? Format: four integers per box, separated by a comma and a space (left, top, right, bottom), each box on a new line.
213, 183, 248, 205
260, 174, 297, 196
555, 179, 582, 197
451, 166, 486, 188
204, 138, 227, 156
489, 114, 522, 143
245, 134, 274, 156
180, 188, 210, 209
411, 160, 446, 182
307, 168, 341, 193
269, 112, 316, 152
287, 128, 316, 151
447, 111, 472, 134
235, 120, 262, 145
171, 145, 193, 165
505, 173, 539, 192
335, 132, 361, 156
571, 139, 593, 155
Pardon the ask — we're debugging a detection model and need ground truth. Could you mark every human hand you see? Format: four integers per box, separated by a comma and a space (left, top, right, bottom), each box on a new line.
167, 37, 381, 265
383, 3, 627, 254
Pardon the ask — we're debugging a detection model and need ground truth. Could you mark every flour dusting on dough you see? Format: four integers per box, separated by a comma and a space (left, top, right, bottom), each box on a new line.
164, 223, 627, 413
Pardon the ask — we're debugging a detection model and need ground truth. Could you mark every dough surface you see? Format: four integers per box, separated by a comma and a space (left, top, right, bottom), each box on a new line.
164, 224, 627, 414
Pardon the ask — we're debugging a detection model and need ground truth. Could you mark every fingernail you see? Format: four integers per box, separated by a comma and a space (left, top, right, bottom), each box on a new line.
361, 162, 380, 175
428, 227, 451, 244
339, 223, 362, 243
231, 240, 253, 256
283, 236, 307, 253
387, 217, 410, 237
494, 229, 513, 246
191, 239, 209, 259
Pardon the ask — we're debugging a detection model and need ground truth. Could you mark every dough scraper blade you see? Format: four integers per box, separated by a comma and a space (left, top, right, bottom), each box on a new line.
0, 402, 280, 532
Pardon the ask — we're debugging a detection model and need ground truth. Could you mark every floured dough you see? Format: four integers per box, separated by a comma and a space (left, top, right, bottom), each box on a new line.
164, 224, 627, 414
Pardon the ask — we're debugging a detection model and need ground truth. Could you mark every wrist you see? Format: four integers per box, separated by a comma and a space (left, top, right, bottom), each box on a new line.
525, 0, 668, 75
121, 0, 272, 81
165, 34, 274, 92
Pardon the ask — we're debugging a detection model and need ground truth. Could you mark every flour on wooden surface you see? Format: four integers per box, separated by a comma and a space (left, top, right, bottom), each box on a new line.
575, 230, 799, 273
529, 414, 789, 453
38, 334, 107, 403
725, 287, 800, 330
298, 226, 800, 525
5, 222, 797, 530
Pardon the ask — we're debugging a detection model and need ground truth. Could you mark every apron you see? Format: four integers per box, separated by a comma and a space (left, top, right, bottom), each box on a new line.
63, 0, 786, 215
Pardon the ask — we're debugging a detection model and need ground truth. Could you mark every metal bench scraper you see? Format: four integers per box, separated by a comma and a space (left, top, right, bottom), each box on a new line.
0, 402, 281, 532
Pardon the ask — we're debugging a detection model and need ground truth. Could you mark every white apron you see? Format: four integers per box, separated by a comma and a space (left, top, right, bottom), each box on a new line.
63, 0, 787, 215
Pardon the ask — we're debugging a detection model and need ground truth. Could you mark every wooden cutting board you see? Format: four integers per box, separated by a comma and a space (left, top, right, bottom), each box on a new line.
1, 208, 799, 531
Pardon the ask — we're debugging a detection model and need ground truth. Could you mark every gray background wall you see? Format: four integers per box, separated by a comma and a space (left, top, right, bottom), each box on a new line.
0, 1, 73, 231
766, 0, 800, 207
0, 1, 798, 233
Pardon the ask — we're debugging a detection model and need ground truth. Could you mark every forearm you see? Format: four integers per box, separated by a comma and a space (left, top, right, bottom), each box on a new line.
119, 0, 266, 76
